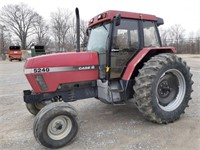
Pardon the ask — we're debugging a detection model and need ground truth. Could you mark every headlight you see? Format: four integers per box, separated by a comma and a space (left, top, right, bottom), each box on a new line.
35, 75, 48, 91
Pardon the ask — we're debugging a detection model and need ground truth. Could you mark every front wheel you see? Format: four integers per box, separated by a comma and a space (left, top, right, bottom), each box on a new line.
133, 53, 193, 124
33, 102, 79, 149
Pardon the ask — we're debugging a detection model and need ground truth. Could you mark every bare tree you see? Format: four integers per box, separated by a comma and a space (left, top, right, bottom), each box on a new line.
65, 18, 76, 51
0, 25, 6, 55
159, 27, 169, 46
0, 3, 39, 49
80, 20, 88, 50
187, 32, 195, 53
0, 25, 12, 55
65, 18, 88, 52
168, 24, 185, 51
51, 8, 72, 52
33, 16, 50, 46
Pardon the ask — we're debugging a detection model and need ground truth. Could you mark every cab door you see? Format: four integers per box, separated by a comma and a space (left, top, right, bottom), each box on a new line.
110, 19, 140, 79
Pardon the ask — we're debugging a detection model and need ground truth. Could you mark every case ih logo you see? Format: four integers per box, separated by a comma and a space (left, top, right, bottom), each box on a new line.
78, 65, 95, 70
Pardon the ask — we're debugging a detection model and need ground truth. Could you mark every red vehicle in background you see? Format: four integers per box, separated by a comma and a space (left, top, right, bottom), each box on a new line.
8, 46, 22, 61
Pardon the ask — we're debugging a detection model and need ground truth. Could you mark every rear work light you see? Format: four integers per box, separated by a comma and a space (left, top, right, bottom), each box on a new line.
35, 75, 48, 91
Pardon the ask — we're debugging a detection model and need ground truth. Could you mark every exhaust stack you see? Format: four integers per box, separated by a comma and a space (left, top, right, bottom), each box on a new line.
75, 8, 80, 52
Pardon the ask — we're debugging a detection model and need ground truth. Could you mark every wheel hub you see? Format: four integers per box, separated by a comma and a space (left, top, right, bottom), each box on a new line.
158, 80, 171, 98
157, 72, 179, 106
55, 122, 63, 130
47, 115, 72, 140
156, 69, 186, 111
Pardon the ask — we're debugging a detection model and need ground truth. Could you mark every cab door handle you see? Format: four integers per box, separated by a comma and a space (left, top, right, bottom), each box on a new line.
111, 49, 119, 52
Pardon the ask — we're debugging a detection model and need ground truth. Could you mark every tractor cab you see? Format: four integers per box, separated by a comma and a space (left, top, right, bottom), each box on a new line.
87, 10, 163, 80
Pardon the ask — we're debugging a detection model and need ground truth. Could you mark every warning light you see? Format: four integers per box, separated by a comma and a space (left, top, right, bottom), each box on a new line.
97, 13, 107, 20
90, 18, 94, 23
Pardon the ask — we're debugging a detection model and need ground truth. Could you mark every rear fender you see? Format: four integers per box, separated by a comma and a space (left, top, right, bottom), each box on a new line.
122, 47, 176, 80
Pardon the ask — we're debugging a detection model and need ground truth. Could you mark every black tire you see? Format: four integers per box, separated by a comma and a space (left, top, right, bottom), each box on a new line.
33, 102, 79, 149
26, 101, 50, 116
133, 53, 193, 124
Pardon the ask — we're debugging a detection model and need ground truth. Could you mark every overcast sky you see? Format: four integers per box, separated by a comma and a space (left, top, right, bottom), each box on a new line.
0, 0, 199, 36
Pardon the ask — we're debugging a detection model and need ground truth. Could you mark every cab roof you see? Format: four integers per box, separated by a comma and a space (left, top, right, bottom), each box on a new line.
88, 10, 160, 27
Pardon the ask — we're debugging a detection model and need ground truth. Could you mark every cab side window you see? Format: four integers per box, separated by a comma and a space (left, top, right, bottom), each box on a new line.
143, 21, 160, 47
112, 19, 139, 51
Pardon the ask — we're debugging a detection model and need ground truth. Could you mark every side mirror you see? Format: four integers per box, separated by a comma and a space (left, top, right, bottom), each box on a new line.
115, 14, 121, 26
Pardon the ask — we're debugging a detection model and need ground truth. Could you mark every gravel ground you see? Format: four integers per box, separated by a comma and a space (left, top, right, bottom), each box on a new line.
0, 54, 200, 150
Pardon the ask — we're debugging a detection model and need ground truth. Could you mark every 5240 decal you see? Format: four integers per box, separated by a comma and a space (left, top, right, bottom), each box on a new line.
34, 68, 50, 73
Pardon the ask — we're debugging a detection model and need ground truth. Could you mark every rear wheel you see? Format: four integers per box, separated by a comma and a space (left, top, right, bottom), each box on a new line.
133, 53, 193, 124
34, 102, 79, 149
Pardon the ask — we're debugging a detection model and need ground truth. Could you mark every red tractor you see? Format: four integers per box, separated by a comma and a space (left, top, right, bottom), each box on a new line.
23, 8, 193, 148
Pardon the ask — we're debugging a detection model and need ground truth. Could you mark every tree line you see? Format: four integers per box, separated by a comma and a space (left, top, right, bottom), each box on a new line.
0, 3, 88, 54
0, 3, 199, 54
160, 24, 200, 54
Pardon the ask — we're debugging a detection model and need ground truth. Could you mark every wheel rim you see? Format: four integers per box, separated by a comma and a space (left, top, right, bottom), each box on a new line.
156, 69, 186, 112
47, 115, 72, 140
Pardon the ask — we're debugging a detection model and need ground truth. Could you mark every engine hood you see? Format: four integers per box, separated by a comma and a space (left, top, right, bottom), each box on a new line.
25, 52, 98, 69
24, 52, 99, 93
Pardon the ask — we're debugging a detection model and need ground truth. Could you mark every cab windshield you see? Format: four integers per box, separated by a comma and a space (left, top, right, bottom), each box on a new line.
87, 23, 110, 53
